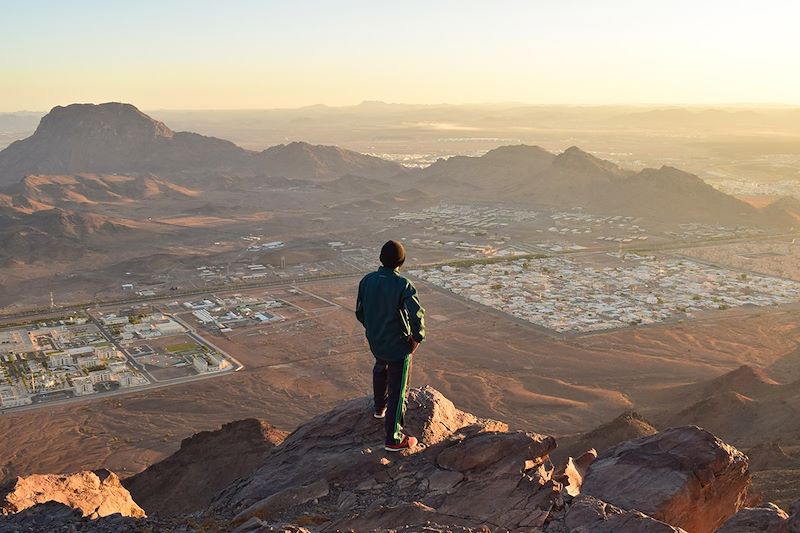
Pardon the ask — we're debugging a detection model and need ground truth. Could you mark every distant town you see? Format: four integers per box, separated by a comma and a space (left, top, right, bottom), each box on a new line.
0, 307, 242, 411
410, 252, 800, 334
3, 198, 800, 408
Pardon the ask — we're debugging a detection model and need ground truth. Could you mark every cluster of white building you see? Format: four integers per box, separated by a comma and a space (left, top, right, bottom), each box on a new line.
101, 313, 185, 342
247, 241, 285, 252
0, 323, 149, 408
546, 212, 650, 243
186, 295, 283, 331
665, 223, 764, 241
411, 253, 800, 334
392, 203, 538, 233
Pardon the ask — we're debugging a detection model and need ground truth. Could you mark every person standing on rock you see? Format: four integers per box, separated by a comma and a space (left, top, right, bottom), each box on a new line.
356, 240, 426, 452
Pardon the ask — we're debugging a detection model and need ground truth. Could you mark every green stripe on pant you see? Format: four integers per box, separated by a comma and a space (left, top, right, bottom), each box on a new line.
391, 355, 411, 443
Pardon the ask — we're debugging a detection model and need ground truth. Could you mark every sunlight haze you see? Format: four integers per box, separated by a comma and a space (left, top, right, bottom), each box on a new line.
2, 0, 799, 110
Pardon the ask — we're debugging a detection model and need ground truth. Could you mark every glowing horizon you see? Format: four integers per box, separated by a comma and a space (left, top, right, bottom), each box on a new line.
2, 0, 799, 112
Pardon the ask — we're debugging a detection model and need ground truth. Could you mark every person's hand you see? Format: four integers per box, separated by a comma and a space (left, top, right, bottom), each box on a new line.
408, 336, 420, 354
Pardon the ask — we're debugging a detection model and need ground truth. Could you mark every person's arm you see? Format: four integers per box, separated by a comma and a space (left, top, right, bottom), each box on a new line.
355, 278, 365, 326
402, 281, 425, 346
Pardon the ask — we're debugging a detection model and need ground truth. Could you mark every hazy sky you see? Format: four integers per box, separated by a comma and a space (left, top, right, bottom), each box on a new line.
1, 0, 799, 111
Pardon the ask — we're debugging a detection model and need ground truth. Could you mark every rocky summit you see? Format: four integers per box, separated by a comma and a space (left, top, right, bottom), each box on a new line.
0, 469, 144, 519
2, 386, 800, 532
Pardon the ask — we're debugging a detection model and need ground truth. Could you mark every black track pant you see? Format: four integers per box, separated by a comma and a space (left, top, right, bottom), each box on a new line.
373, 356, 413, 445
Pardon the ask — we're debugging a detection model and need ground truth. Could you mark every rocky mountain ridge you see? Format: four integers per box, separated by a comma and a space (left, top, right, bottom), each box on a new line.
2, 385, 799, 532
415, 144, 795, 227
0, 103, 405, 186
1, 102, 797, 231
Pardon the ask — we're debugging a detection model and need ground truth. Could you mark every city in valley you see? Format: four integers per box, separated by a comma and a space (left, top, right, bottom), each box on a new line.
0, 100, 799, 517
2, 195, 799, 412
5, 3, 800, 530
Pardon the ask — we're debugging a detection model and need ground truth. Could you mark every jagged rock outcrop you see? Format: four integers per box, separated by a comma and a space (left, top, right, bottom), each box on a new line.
0, 387, 778, 532
205, 387, 764, 532
124, 419, 287, 517
553, 448, 597, 497
564, 495, 687, 532
0, 469, 144, 519
715, 503, 791, 532
211, 386, 561, 530
581, 426, 752, 533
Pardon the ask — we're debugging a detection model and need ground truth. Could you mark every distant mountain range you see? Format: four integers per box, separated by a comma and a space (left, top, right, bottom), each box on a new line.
0, 101, 797, 261
0, 103, 404, 186
413, 144, 799, 227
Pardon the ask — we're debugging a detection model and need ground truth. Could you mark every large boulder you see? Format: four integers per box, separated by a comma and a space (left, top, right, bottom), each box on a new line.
0, 469, 144, 519
124, 418, 286, 517
581, 426, 751, 533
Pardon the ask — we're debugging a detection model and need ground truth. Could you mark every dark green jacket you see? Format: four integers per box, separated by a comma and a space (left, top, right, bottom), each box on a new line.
356, 266, 425, 361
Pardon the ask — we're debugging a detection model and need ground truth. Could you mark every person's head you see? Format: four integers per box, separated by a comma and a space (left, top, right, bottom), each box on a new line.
380, 240, 405, 269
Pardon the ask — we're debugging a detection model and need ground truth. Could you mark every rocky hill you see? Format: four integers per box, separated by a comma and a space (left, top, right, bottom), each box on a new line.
2, 386, 799, 532
412, 144, 791, 227
0, 207, 141, 264
0, 173, 198, 211
649, 365, 800, 447
416, 144, 556, 191
124, 419, 287, 517
0, 103, 406, 186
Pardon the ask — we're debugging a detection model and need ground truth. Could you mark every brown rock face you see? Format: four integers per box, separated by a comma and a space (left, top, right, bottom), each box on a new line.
0, 387, 772, 532
232, 479, 329, 525
581, 426, 752, 533
565, 495, 687, 532
211, 386, 559, 531
124, 418, 286, 517
554, 448, 597, 497
211, 386, 483, 513
435, 431, 554, 472
716, 504, 790, 532
0, 469, 144, 519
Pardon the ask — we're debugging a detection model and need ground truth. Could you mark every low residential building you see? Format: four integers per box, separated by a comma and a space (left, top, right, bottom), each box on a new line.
0, 385, 32, 408
94, 344, 118, 359
66, 346, 94, 357
76, 355, 101, 369
117, 372, 136, 387
72, 376, 94, 395
87, 369, 112, 384
47, 352, 72, 368
154, 319, 184, 335
101, 315, 129, 326
192, 355, 208, 373
193, 310, 214, 323
207, 352, 228, 372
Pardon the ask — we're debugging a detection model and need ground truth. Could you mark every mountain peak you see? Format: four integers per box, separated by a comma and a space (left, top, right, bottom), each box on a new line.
36, 102, 173, 140
482, 144, 553, 160
0, 102, 404, 185
552, 146, 625, 177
